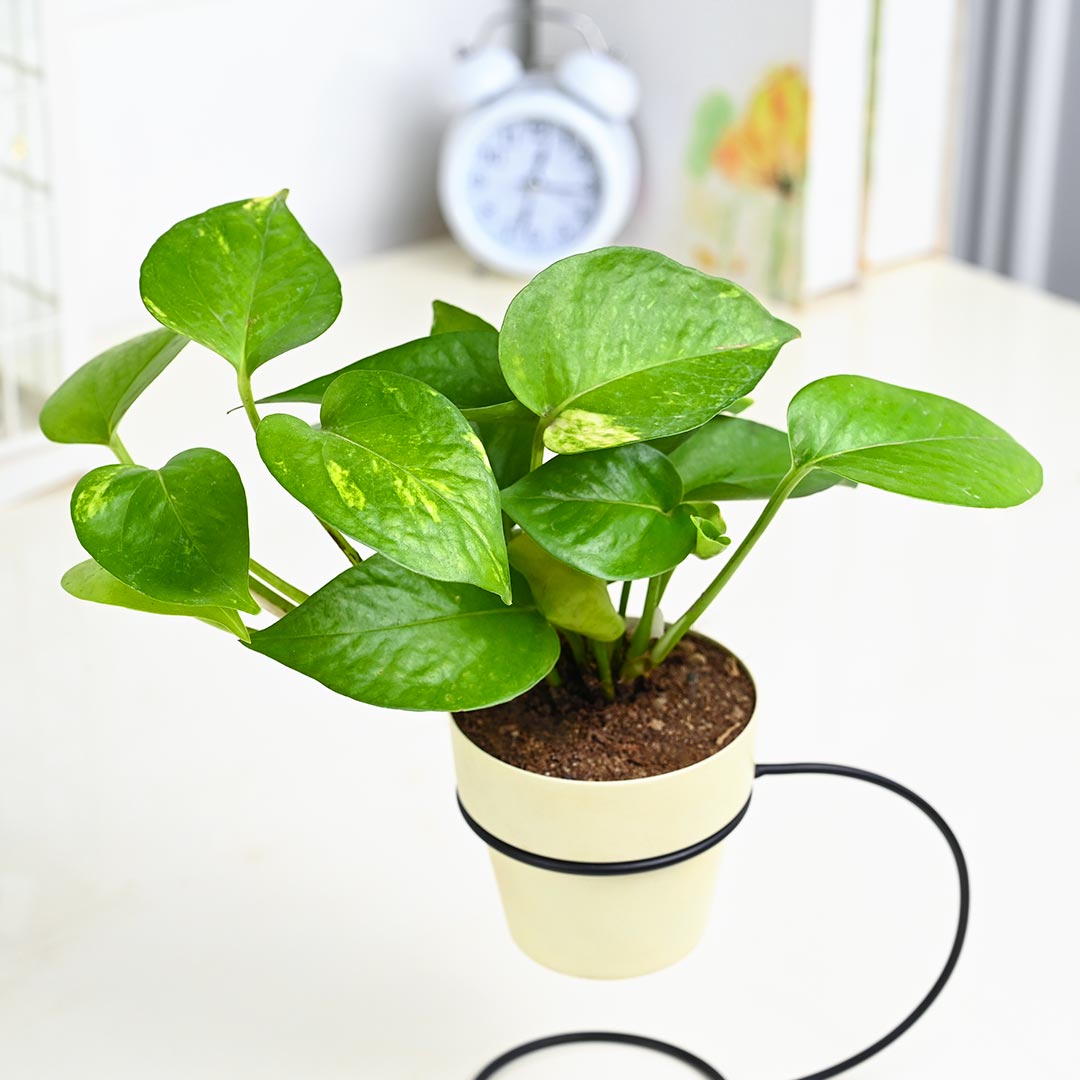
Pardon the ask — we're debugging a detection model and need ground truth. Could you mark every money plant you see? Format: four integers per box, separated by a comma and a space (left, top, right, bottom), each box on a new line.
40, 192, 1043, 711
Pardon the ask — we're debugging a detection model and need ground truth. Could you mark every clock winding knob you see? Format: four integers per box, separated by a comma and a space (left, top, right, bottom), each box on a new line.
555, 50, 639, 122
450, 46, 525, 111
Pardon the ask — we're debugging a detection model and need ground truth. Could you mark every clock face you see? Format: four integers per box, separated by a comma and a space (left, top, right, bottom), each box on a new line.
466, 119, 603, 255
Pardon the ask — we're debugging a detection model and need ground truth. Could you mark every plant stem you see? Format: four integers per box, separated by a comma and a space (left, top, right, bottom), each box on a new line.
321, 522, 364, 565
546, 666, 563, 688
248, 575, 295, 617
529, 418, 548, 472
237, 368, 262, 433
612, 581, 634, 673
249, 559, 308, 604
590, 637, 615, 701
108, 432, 134, 465
619, 574, 664, 680
655, 569, 673, 604
237, 368, 363, 567
650, 466, 806, 666
562, 630, 586, 667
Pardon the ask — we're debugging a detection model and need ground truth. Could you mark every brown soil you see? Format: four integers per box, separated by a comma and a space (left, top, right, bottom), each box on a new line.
454, 635, 755, 781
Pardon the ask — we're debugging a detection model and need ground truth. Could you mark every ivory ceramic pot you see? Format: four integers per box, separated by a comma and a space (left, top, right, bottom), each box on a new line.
450, 664, 757, 979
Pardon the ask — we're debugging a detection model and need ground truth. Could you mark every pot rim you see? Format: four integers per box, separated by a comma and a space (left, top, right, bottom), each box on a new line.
451, 634, 756, 790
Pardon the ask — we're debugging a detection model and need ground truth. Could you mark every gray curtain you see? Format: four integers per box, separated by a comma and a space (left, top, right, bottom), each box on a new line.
953, 0, 1080, 301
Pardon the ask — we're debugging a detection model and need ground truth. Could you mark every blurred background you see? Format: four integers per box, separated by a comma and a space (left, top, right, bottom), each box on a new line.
0, 0, 1076, 492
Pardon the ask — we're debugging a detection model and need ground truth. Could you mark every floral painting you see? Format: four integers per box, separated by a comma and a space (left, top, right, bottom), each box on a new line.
684, 66, 810, 302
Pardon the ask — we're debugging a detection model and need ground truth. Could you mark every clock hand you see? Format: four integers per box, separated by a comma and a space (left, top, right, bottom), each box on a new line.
513, 189, 536, 238
532, 181, 596, 198
524, 140, 552, 191
531, 141, 551, 177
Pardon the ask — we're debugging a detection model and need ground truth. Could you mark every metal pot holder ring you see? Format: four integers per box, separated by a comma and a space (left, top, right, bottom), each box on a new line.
458, 761, 970, 1080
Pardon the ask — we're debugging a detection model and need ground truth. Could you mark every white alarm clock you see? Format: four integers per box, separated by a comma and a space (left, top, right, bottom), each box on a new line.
439, 13, 641, 277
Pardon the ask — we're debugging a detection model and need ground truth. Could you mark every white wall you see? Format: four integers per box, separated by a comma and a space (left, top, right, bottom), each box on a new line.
41, 0, 495, 356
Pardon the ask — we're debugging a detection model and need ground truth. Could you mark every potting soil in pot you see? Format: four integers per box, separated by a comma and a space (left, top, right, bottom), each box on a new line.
456, 635, 755, 781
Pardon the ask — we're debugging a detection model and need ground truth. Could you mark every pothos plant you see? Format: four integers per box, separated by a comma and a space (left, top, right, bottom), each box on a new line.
40, 192, 1042, 711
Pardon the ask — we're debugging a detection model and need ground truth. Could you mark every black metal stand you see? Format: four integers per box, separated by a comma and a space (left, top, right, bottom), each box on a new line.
468, 762, 970, 1079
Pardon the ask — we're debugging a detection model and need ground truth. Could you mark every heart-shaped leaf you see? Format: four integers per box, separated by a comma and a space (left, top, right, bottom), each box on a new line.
71, 448, 258, 613
140, 190, 341, 377
508, 533, 625, 642
788, 375, 1043, 507
671, 416, 847, 500
246, 556, 559, 711
256, 370, 511, 601
499, 248, 798, 454
259, 330, 510, 410
501, 443, 701, 580
431, 300, 496, 335
39, 329, 187, 446
62, 559, 249, 638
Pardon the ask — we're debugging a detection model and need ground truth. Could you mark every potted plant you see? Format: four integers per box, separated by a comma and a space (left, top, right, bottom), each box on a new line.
40, 192, 1042, 980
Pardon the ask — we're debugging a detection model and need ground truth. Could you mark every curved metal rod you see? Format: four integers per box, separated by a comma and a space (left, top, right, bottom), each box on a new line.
470, 761, 970, 1080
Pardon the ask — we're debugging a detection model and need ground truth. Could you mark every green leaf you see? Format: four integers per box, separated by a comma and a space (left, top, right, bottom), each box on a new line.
472, 403, 536, 491
431, 300, 496, 335
690, 514, 730, 559
245, 556, 559, 711
256, 370, 511, 601
787, 375, 1043, 508
61, 559, 249, 639
501, 443, 702, 580
71, 448, 258, 613
499, 247, 798, 454
671, 416, 847, 500
726, 396, 754, 416
258, 330, 511, 410
39, 329, 187, 446
508, 533, 625, 642
645, 398, 753, 455
140, 190, 341, 376
683, 500, 730, 558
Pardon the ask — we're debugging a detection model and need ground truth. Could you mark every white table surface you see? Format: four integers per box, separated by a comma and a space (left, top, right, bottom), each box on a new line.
2, 241, 1077, 1079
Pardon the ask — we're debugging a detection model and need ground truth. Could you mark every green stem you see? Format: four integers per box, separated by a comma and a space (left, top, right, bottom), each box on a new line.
562, 630, 587, 668
546, 666, 563, 688
529, 418, 548, 472
655, 569, 673, 604
650, 466, 807, 666
612, 581, 633, 672
108, 432, 134, 465
590, 637, 615, 701
321, 522, 364, 566
237, 368, 262, 433
248, 575, 295, 617
249, 559, 308, 604
619, 575, 664, 680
